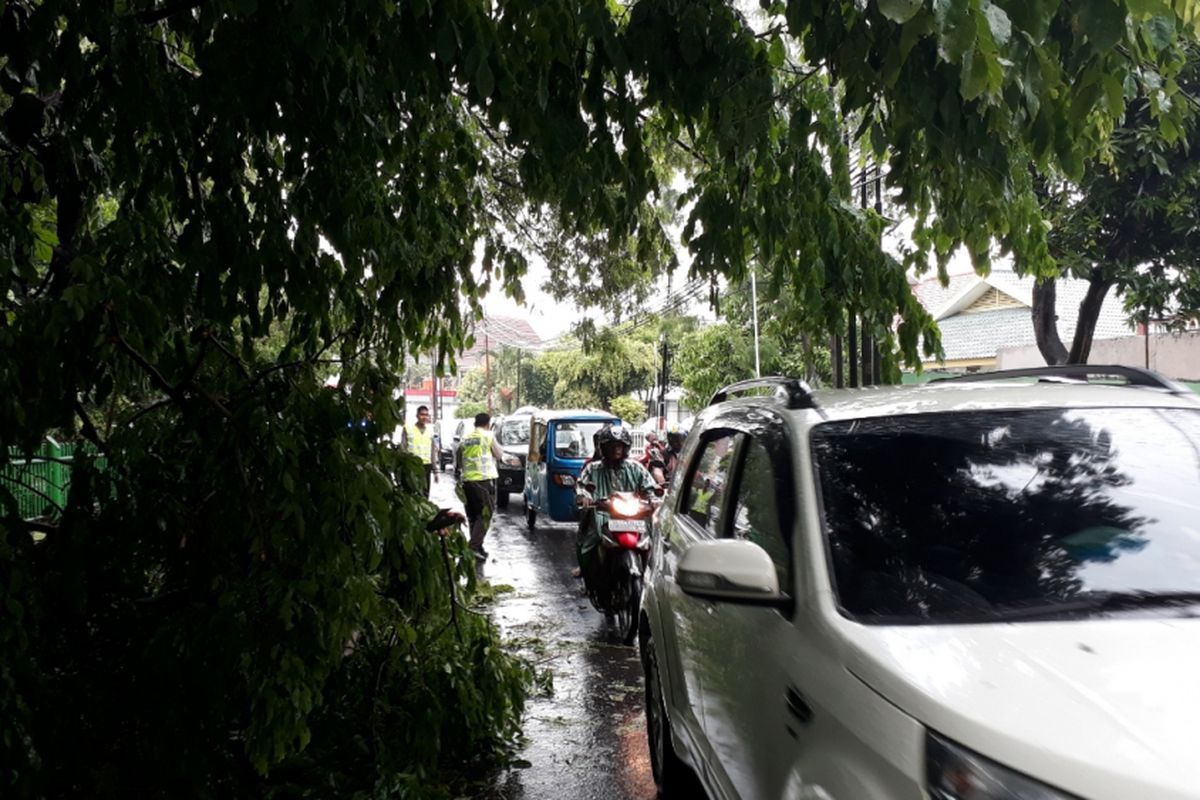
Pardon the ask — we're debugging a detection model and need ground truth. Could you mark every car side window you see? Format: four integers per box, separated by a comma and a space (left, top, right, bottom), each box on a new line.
730, 438, 791, 591
680, 432, 743, 537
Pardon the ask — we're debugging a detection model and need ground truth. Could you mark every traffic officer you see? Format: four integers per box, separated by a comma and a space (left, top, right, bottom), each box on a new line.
456, 412, 504, 560
401, 405, 438, 496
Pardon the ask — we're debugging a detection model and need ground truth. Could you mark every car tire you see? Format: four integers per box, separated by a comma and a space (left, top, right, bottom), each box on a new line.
497, 491, 509, 509
643, 628, 688, 797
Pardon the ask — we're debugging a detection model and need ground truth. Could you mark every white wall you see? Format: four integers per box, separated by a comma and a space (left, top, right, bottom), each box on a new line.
997, 331, 1200, 380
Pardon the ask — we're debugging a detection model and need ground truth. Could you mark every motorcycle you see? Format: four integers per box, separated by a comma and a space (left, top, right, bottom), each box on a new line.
581, 490, 656, 645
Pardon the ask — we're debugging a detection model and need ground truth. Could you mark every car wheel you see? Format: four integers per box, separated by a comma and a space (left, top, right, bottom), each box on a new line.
497, 491, 509, 509
643, 628, 688, 796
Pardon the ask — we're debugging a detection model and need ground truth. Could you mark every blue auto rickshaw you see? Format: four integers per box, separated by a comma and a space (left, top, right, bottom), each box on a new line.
523, 410, 620, 530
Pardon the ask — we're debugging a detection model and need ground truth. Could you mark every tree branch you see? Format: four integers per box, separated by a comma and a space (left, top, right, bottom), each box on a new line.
1067, 269, 1115, 364
207, 334, 250, 378
109, 312, 233, 419
137, 0, 206, 24
122, 397, 174, 428
1032, 278, 1069, 365
110, 314, 183, 402
74, 400, 110, 455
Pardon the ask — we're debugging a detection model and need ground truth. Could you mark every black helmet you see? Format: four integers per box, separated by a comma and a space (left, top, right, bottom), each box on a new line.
597, 424, 632, 462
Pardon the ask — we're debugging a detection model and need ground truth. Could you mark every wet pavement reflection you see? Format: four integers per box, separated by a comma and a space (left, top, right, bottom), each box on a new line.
430, 479, 658, 800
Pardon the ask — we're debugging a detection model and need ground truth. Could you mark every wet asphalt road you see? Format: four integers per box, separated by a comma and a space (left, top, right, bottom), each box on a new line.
429, 477, 661, 800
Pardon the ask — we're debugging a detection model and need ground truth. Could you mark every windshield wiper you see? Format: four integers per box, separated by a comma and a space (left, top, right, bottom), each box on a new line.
993, 591, 1200, 621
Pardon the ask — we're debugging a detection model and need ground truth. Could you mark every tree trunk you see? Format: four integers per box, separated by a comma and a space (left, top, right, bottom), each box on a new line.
1067, 270, 1115, 364
1032, 278, 1069, 365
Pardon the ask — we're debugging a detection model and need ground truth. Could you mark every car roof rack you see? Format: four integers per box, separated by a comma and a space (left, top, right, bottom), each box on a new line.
934, 365, 1194, 395
709, 376, 826, 415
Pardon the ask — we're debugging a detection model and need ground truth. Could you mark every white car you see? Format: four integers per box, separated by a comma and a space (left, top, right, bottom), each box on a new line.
640, 367, 1200, 800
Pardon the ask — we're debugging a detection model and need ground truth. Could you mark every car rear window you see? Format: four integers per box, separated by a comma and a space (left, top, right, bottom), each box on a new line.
498, 418, 530, 446
811, 407, 1200, 623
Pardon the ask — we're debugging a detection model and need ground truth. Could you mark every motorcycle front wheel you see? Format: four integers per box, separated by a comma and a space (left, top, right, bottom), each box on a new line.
615, 568, 642, 646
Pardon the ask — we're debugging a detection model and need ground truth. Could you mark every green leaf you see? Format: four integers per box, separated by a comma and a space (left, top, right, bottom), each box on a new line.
476, 60, 495, 100
982, 2, 1012, 46
937, 0, 977, 63
1140, 14, 1176, 53
1077, 0, 1127, 52
767, 36, 786, 67
960, 47, 991, 100
680, 26, 702, 65
879, 0, 923, 24
436, 21, 457, 63
899, 11, 936, 61
1126, 0, 1169, 17
1102, 72, 1125, 117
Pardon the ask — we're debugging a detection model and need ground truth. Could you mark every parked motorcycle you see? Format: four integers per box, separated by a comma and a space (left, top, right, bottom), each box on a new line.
581, 490, 656, 645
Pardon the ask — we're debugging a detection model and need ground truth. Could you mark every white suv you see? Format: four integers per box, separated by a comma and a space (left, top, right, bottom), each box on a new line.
640, 367, 1200, 800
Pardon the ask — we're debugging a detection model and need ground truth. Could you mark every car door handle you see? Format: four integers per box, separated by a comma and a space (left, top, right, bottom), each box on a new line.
785, 686, 813, 725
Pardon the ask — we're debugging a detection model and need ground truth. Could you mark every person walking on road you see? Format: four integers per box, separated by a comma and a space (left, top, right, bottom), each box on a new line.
401, 405, 439, 496
456, 412, 504, 561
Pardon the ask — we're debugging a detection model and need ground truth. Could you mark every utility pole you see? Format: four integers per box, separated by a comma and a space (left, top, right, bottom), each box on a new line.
516, 347, 522, 408
848, 316, 859, 388
485, 331, 493, 413
832, 334, 844, 389
430, 352, 438, 426
858, 161, 871, 387
658, 334, 670, 431
873, 160, 885, 384
750, 266, 761, 378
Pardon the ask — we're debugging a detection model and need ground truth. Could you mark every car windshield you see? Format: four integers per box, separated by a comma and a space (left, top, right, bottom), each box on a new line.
553, 421, 608, 459
812, 407, 1200, 624
498, 418, 530, 447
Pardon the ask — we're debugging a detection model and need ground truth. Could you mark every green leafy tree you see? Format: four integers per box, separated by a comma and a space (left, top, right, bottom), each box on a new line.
456, 367, 490, 406
545, 333, 657, 409
1027, 45, 1200, 363
609, 395, 647, 425
456, 401, 488, 420
674, 323, 759, 409
1, 0, 1194, 796
518, 357, 557, 409
722, 270, 836, 384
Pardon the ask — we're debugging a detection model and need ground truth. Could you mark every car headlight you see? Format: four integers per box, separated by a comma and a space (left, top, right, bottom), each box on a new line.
927, 731, 1078, 800
502, 454, 522, 467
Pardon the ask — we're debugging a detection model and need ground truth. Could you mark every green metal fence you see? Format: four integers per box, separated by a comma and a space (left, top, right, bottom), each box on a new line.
1, 439, 106, 520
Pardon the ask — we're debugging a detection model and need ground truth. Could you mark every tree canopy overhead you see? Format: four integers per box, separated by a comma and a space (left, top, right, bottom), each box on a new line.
2, 0, 1197, 795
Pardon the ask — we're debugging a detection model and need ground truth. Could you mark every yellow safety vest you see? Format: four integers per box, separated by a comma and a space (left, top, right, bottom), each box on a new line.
460, 429, 498, 481
404, 423, 434, 465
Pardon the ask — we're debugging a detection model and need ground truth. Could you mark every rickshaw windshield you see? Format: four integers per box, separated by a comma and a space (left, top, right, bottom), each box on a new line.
553, 421, 609, 460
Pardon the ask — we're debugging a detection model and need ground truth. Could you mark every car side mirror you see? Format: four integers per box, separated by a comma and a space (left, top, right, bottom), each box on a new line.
677, 540, 786, 606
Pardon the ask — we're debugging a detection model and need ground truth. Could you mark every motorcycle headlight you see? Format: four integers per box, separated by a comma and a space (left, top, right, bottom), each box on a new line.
610, 494, 641, 517
927, 731, 1078, 800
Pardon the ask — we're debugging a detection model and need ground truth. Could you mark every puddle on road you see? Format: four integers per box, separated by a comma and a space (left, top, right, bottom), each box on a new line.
430, 481, 657, 800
